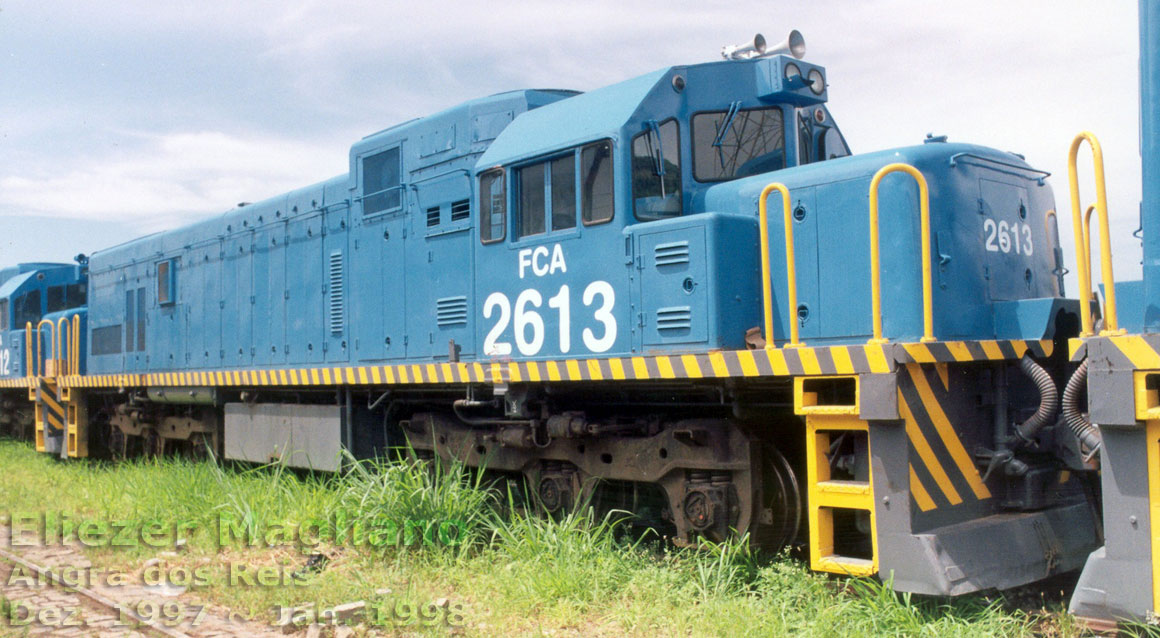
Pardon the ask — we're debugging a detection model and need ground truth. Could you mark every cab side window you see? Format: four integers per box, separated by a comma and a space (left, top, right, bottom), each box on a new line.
484, 140, 614, 244
581, 141, 613, 225
632, 119, 682, 220
362, 147, 402, 215
14, 290, 40, 328
479, 169, 506, 243
47, 286, 66, 313
516, 155, 577, 239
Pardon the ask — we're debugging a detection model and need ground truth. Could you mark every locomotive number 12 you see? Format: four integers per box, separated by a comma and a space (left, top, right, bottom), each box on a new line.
483, 281, 616, 356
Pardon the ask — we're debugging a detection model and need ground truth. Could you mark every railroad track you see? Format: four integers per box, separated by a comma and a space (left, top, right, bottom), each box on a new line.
0, 526, 288, 637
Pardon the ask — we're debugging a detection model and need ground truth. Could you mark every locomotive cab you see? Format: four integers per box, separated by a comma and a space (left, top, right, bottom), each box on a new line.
0, 262, 87, 379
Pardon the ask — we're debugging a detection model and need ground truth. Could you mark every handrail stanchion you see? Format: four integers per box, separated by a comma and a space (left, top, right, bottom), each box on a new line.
24, 322, 33, 377
57, 316, 69, 375
1068, 131, 1122, 335
868, 163, 935, 344
72, 314, 80, 376
759, 182, 802, 348
1083, 204, 1096, 292
35, 319, 56, 377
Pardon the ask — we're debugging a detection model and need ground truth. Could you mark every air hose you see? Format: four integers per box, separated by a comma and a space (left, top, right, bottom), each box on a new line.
1014, 355, 1059, 444
1061, 360, 1102, 454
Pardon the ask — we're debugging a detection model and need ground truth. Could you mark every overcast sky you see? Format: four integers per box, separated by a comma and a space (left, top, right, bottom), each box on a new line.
0, 1, 1142, 295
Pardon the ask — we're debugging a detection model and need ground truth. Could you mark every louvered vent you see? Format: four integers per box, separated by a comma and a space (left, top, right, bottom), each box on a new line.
450, 199, 470, 221
328, 251, 344, 334
656, 306, 693, 331
654, 241, 690, 266
426, 206, 440, 227
436, 296, 468, 327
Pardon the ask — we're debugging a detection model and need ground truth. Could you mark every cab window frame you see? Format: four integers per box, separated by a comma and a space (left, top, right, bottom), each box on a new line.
479, 168, 507, 245
514, 151, 579, 241
157, 258, 177, 306
691, 106, 787, 183
631, 118, 683, 221
360, 145, 404, 217
580, 139, 615, 226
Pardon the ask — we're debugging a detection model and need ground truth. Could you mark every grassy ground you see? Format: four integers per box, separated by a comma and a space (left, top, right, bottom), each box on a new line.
0, 439, 1098, 637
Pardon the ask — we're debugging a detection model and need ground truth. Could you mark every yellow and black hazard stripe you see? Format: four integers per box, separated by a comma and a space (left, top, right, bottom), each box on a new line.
1077, 334, 1160, 370
54, 339, 1052, 390
895, 339, 1051, 365
898, 363, 992, 513
0, 377, 34, 389
59, 345, 892, 389
36, 377, 65, 436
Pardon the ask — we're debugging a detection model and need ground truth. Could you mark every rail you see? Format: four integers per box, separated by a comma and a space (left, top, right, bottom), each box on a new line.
868, 163, 934, 344
1080, 203, 1103, 310
71, 314, 80, 376
758, 182, 802, 348
1067, 131, 1121, 336
34, 319, 57, 377
24, 322, 32, 377
56, 315, 80, 376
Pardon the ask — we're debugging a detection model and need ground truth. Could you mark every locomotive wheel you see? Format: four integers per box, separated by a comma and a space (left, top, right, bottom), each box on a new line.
144, 429, 164, 458
753, 443, 802, 552
187, 433, 210, 461
107, 425, 127, 461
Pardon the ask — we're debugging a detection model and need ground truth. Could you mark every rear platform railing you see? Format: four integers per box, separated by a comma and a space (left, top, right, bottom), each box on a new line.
868, 163, 934, 344
759, 182, 803, 348
1068, 131, 1122, 336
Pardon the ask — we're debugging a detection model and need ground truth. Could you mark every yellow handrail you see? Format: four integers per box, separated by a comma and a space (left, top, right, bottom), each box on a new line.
758, 182, 802, 348
1083, 203, 1096, 302
35, 319, 56, 377
868, 163, 934, 344
24, 322, 33, 378
71, 314, 80, 376
1067, 131, 1122, 336
57, 316, 70, 375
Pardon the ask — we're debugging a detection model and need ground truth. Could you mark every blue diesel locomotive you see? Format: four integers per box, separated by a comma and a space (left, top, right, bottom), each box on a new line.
6, 25, 1144, 621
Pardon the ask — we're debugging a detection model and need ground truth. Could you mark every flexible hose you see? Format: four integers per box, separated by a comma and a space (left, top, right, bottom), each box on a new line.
1061, 360, 1102, 454
1014, 355, 1059, 443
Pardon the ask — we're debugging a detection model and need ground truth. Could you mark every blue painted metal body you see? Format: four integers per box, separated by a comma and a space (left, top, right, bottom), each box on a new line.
1142, 0, 1160, 329
0, 263, 87, 378
77, 55, 1066, 376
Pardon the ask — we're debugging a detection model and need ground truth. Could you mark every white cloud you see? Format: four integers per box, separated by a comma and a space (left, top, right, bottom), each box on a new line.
0, 0, 1148, 295
0, 131, 346, 233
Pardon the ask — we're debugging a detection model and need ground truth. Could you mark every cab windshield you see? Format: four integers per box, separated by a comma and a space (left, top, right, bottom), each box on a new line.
692, 107, 785, 182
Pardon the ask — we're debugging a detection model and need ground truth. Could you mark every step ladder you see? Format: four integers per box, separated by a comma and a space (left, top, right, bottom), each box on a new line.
795, 376, 878, 577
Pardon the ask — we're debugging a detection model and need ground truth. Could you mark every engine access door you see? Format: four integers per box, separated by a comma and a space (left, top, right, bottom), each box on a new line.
978, 179, 1033, 301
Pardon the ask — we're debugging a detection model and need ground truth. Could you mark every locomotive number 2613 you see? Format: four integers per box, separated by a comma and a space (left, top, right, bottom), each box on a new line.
482, 244, 617, 357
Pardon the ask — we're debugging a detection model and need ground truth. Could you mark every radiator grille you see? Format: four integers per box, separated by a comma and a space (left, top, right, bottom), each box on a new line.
656, 306, 692, 331
654, 241, 690, 266
436, 296, 468, 327
426, 206, 440, 227
450, 199, 470, 221
328, 251, 344, 334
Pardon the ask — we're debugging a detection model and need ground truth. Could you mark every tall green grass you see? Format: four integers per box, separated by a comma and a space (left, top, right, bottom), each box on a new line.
0, 439, 1083, 637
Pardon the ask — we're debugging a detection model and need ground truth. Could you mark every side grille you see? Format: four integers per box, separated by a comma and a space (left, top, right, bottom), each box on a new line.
450, 199, 470, 221
656, 306, 692, 331
654, 241, 690, 266
436, 296, 468, 327
328, 251, 344, 334
426, 206, 440, 227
